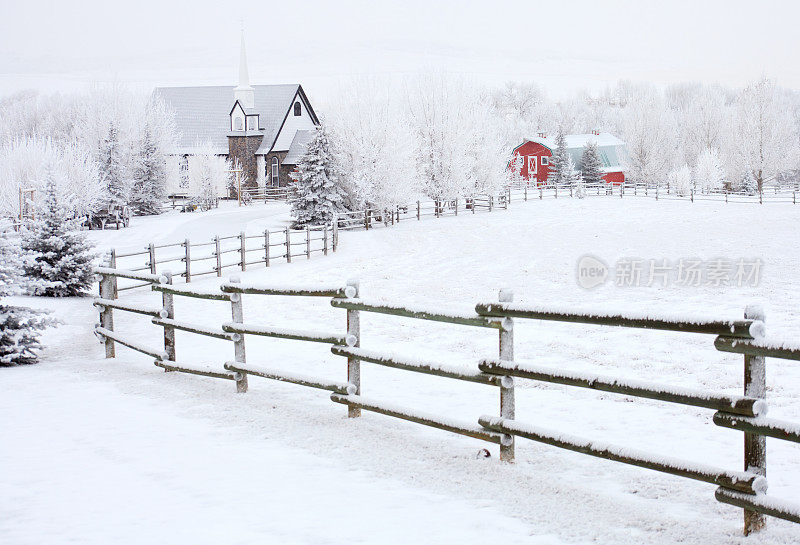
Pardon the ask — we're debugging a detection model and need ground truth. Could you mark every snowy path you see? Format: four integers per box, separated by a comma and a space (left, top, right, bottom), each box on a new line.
84, 201, 292, 253
4, 198, 800, 544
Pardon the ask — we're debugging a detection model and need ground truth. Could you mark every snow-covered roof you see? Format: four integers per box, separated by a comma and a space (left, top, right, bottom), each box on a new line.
524, 132, 627, 170
154, 85, 304, 155
283, 130, 315, 165
526, 132, 625, 150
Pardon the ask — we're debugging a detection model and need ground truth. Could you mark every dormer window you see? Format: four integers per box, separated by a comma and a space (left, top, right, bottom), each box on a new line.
294, 101, 301, 116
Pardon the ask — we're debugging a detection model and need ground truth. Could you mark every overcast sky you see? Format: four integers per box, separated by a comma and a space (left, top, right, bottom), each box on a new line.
1, 0, 799, 106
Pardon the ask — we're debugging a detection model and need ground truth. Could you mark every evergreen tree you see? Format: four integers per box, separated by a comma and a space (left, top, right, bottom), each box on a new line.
741, 171, 758, 195
547, 129, 569, 186
0, 231, 50, 366
580, 141, 604, 186
22, 174, 96, 297
562, 153, 581, 191
289, 127, 348, 226
130, 125, 166, 215
99, 122, 130, 207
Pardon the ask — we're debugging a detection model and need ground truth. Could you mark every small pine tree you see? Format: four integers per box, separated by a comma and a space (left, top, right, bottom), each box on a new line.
562, 153, 581, 192
580, 141, 604, 186
289, 127, 348, 227
99, 123, 130, 207
22, 174, 96, 297
742, 171, 758, 195
0, 232, 50, 366
547, 129, 569, 186
130, 125, 166, 215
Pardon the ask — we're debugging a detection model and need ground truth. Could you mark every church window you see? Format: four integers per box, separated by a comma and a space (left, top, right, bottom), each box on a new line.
294, 101, 301, 116
271, 157, 279, 186
233, 116, 244, 131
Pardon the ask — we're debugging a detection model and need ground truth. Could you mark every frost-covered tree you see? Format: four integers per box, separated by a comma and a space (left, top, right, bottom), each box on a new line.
741, 171, 758, 195
21, 175, 95, 297
129, 124, 166, 215
732, 78, 797, 193
0, 231, 50, 366
562, 153, 581, 191
668, 164, 693, 196
329, 78, 413, 209
621, 94, 677, 186
0, 138, 103, 220
694, 147, 725, 193
580, 140, 604, 186
187, 145, 229, 210
99, 123, 130, 207
547, 129, 569, 186
289, 127, 348, 226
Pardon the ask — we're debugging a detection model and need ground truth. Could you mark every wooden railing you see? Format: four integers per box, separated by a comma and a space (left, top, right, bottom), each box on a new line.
108, 225, 336, 291
92, 268, 800, 535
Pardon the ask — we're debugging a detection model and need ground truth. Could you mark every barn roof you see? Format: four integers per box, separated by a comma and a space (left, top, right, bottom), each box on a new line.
523, 132, 627, 171
283, 130, 315, 165
153, 84, 302, 155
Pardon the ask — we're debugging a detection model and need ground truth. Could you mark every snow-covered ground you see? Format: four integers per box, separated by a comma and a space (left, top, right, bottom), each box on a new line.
3, 197, 800, 544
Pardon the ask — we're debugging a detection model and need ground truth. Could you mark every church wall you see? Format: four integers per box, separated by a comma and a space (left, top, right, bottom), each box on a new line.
227, 135, 264, 190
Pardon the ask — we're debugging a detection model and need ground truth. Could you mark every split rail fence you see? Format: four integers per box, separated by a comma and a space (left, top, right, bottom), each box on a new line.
92, 266, 800, 536
108, 224, 336, 292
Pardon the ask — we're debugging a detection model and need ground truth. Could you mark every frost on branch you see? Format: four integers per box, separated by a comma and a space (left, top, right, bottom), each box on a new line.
289, 126, 349, 227
0, 231, 50, 366
21, 174, 95, 297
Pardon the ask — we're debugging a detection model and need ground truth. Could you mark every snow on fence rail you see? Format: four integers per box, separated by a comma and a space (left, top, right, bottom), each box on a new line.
91, 267, 800, 536
107, 224, 336, 291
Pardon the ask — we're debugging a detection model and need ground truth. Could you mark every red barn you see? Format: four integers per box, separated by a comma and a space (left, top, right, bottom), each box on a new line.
510, 132, 627, 185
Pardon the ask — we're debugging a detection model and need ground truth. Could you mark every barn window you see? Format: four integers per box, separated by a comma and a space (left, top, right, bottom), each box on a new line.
541, 156, 549, 166
271, 157, 279, 186
294, 101, 301, 116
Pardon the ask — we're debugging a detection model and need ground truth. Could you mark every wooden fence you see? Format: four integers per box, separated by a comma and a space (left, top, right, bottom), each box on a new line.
108, 225, 336, 292
92, 267, 800, 535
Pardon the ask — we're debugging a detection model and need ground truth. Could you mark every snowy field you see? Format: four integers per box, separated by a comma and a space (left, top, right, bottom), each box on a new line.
3, 197, 800, 544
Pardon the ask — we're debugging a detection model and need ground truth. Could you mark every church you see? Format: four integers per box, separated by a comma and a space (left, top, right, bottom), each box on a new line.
154, 34, 320, 193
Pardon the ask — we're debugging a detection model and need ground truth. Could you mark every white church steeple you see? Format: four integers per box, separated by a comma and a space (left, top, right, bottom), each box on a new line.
234, 31, 255, 109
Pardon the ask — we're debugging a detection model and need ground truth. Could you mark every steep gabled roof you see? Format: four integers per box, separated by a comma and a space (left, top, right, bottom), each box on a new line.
526, 132, 625, 150
283, 130, 315, 165
154, 84, 302, 154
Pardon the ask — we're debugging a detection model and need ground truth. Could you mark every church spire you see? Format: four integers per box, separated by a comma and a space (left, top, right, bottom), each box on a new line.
234, 30, 255, 109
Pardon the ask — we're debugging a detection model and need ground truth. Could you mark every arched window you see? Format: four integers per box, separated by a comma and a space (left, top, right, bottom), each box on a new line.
271, 157, 279, 186
294, 101, 301, 116
233, 116, 244, 131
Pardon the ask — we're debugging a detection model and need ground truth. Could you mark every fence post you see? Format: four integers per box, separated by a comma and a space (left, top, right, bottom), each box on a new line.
656, 186, 659, 201
240, 231, 246, 271
323, 224, 329, 255
364, 209, 370, 230
507, 187, 512, 206
743, 305, 767, 535
264, 230, 270, 267
332, 217, 339, 252
306, 226, 311, 259
346, 279, 361, 418
285, 227, 292, 263
454, 198, 458, 216
161, 271, 175, 367
498, 289, 515, 462
229, 276, 248, 393
417, 200, 420, 220
99, 273, 115, 358
691, 189, 694, 203
184, 238, 191, 283
214, 236, 222, 277
794, 191, 796, 205
524, 185, 528, 201
148, 243, 156, 275
109, 248, 118, 298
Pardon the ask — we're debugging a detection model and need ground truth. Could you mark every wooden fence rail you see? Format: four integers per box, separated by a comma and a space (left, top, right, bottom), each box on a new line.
108, 224, 336, 291
92, 266, 800, 536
